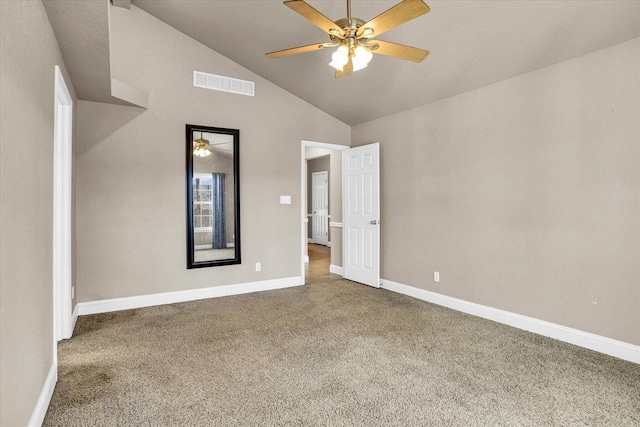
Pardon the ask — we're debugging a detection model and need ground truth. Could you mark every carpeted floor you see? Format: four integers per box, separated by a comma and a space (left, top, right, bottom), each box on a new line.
44, 278, 640, 426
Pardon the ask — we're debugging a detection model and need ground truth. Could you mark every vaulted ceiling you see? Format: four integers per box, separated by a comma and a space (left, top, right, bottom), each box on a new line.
53, 0, 640, 126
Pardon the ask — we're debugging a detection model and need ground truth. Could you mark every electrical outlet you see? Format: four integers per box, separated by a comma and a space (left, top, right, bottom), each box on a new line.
256, 262, 261, 272
434, 271, 440, 282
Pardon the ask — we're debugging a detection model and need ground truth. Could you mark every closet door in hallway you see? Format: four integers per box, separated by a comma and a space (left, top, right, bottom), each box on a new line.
312, 171, 329, 246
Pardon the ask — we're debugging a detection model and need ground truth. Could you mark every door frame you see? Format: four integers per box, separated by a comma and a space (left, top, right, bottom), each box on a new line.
300, 140, 349, 284
311, 170, 329, 246
53, 65, 74, 347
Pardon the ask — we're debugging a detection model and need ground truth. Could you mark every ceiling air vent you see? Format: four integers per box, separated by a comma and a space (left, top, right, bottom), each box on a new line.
193, 71, 255, 97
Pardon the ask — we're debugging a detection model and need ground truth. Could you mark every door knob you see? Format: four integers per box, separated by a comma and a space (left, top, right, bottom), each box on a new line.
370, 220, 378, 225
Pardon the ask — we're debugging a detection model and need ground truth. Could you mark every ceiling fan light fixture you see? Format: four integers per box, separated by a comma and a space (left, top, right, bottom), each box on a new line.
352, 45, 373, 71
268, 0, 431, 78
194, 143, 212, 157
194, 134, 212, 157
329, 45, 349, 71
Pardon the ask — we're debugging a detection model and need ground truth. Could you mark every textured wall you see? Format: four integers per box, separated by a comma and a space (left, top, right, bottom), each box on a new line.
352, 38, 640, 345
75, 5, 350, 302
0, 1, 77, 424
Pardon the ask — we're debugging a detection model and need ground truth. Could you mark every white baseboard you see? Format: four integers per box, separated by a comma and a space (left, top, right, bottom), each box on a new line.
327, 242, 332, 248
329, 264, 343, 275
70, 303, 79, 335
380, 278, 640, 364
304, 255, 309, 263
77, 276, 303, 316
27, 362, 57, 427
307, 238, 314, 243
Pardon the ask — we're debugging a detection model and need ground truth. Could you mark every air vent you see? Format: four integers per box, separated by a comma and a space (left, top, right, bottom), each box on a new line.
193, 71, 255, 97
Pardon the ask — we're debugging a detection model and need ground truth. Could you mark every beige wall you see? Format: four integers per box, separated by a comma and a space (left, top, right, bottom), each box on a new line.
352, 38, 640, 345
75, 5, 350, 302
0, 1, 77, 424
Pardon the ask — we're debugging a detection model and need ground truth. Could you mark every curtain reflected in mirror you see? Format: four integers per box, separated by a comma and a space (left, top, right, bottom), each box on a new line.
186, 125, 240, 268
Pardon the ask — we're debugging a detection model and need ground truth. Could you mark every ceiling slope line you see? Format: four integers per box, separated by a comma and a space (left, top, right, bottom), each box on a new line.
43, 0, 147, 109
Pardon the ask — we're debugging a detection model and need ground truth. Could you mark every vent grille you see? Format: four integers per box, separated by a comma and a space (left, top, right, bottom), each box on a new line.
193, 71, 255, 97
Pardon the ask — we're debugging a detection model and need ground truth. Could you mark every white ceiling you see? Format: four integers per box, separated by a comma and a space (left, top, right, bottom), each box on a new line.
133, 1, 640, 125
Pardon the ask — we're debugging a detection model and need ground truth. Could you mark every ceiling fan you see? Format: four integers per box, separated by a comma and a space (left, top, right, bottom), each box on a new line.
194, 133, 212, 157
266, 0, 431, 78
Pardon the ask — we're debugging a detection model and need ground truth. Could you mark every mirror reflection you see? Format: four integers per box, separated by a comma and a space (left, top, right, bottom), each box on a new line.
186, 125, 240, 268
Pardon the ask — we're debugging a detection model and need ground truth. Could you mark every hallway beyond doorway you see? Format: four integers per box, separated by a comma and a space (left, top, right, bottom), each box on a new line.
305, 244, 341, 284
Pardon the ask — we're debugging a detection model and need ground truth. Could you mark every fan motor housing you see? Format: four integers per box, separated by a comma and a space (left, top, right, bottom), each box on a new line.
335, 17, 365, 30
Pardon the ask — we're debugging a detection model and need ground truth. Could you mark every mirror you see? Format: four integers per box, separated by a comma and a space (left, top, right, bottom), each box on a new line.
186, 124, 240, 268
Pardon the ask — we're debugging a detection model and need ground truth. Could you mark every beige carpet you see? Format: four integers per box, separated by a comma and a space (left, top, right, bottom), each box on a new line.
44, 280, 640, 426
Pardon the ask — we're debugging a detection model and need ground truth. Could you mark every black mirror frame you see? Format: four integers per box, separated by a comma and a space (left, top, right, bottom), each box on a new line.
186, 124, 241, 269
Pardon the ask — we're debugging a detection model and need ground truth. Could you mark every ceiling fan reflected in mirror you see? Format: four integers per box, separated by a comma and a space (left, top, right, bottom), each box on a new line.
266, 0, 431, 78
193, 132, 212, 157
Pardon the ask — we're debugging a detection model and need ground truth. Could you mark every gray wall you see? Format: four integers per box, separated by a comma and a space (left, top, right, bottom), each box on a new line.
352, 38, 640, 346
0, 1, 77, 424
75, 5, 350, 302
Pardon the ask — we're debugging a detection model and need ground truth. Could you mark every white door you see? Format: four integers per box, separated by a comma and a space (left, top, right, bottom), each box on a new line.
312, 171, 329, 246
343, 143, 380, 288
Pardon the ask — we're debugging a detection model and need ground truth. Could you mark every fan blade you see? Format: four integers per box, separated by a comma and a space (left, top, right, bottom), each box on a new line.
368, 40, 430, 62
266, 42, 326, 58
356, 0, 430, 38
285, 0, 344, 37
335, 56, 353, 79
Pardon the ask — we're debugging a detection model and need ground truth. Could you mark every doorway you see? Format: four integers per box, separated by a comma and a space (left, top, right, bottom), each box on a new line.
301, 141, 348, 284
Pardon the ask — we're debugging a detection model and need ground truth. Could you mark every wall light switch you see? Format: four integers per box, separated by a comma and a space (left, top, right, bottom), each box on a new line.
434, 271, 440, 283
280, 195, 292, 204
256, 262, 261, 272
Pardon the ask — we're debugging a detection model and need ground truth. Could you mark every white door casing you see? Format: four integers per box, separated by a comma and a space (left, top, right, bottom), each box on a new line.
53, 65, 73, 342
343, 143, 380, 288
312, 171, 329, 246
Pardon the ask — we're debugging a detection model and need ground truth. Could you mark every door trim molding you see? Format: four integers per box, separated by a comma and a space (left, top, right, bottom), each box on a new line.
381, 278, 640, 364
53, 65, 73, 345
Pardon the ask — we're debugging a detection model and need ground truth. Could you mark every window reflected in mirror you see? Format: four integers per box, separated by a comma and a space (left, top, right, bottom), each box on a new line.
186, 125, 240, 268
